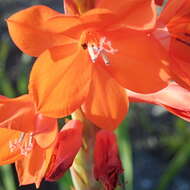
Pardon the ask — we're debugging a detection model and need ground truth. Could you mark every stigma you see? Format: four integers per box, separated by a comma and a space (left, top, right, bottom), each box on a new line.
9, 132, 33, 156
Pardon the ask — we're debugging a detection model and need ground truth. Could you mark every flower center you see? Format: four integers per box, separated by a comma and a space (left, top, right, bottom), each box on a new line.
81, 31, 118, 65
9, 132, 33, 156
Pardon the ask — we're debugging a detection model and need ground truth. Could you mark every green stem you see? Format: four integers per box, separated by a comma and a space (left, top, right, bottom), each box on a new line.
156, 140, 190, 190
71, 109, 102, 190
0, 165, 16, 190
117, 118, 133, 190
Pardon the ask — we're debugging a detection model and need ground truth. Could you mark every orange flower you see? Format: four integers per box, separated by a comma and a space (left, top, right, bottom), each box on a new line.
128, 82, 190, 122
0, 94, 57, 187
0, 95, 83, 187
94, 130, 123, 190
156, 0, 190, 90
7, 4, 170, 130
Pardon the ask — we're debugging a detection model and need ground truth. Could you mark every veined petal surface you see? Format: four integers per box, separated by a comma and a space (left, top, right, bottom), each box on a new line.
159, 0, 189, 24
128, 82, 190, 122
7, 5, 76, 56
0, 95, 36, 132
104, 29, 171, 93
16, 142, 54, 188
34, 114, 58, 149
82, 64, 128, 130
29, 44, 92, 118
0, 128, 23, 165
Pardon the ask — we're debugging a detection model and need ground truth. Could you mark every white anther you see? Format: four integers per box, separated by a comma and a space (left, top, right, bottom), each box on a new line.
9, 132, 33, 156
87, 44, 99, 63
87, 37, 118, 65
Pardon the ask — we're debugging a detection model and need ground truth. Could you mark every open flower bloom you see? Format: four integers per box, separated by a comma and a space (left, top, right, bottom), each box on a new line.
0, 94, 57, 187
0, 94, 83, 187
155, 0, 190, 90
94, 130, 123, 190
128, 82, 190, 122
7, 3, 170, 130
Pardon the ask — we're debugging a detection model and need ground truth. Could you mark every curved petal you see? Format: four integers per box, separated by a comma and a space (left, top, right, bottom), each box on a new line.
7, 5, 76, 56
0, 128, 23, 165
0, 95, 36, 132
159, 0, 188, 24
47, 9, 116, 40
170, 57, 190, 90
166, 12, 190, 89
96, 0, 157, 30
34, 114, 58, 149
104, 29, 171, 93
29, 44, 92, 118
128, 82, 190, 122
46, 120, 83, 181
82, 64, 128, 130
16, 141, 54, 188
81, 8, 115, 26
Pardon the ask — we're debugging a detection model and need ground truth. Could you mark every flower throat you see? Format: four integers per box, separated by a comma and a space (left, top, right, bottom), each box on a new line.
81, 31, 118, 65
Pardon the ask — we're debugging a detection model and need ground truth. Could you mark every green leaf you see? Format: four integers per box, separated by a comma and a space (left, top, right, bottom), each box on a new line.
156, 140, 190, 190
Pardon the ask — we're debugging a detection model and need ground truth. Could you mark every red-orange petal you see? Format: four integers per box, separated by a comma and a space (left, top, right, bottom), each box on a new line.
7, 5, 75, 57
45, 120, 83, 181
34, 114, 58, 149
46, 9, 116, 40
16, 141, 54, 188
82, 64, 128, 130
96, 0, 157, 30
0, 128, 23, 165
104, 28, 171, 93
166, 10, 190, 89
29, 44, 92, 118
159, 0, 188, 24
128, 82, 190, 122
0, 95, 36, 132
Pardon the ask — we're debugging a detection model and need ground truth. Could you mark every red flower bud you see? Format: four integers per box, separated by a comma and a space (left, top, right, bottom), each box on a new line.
45, 120, 83, 181
155, 0, 164, 6
94, 130, 123, 190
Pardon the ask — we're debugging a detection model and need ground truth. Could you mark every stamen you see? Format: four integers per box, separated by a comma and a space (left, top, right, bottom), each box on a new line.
9, 132, 33, 156
9, 132, 25, 152
87, 44, 99, 63
20, 133, 33, 156
101, 52, 110, 65
87, 36, 118, 65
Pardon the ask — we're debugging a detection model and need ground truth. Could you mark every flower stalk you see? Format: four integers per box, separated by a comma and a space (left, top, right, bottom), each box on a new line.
71, 109, 102, 190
